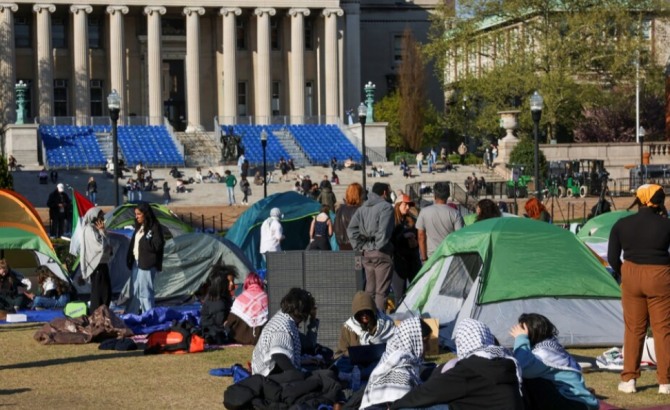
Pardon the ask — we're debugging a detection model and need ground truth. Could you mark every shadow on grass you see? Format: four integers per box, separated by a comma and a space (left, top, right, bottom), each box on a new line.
0, 351, 144, 370
0, 323, 43, 332
0, 388, 31, 395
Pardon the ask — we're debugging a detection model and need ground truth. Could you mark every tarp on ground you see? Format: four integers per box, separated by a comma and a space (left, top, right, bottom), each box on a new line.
225, 191, 322, 270
397, 217, 623, 348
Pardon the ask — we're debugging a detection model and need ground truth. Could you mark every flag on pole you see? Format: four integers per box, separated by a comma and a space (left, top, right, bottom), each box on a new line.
69, 189, 95, 256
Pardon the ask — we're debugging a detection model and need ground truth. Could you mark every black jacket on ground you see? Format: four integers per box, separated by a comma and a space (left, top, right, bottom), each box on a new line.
390, 356, 525, 410
126, 221, 165, 271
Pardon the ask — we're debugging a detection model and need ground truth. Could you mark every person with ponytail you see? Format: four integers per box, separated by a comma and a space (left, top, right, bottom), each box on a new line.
608, 184, 670, 395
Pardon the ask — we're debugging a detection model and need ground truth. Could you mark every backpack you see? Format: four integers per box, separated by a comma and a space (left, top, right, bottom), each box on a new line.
144, 321, 205, 355
64, 301, 89, 318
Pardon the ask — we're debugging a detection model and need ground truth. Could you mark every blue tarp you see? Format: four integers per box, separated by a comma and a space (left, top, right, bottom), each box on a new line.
120, 306, 201, 335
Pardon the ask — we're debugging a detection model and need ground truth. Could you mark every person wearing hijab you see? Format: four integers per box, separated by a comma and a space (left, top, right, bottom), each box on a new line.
125, 202, 165, 314
510, 313, 598, 410
225, 272, 269, 345
80, 207, 113, 311
608, 184, 670, 395
360, 317, 430, 409
389, 318, 524, 410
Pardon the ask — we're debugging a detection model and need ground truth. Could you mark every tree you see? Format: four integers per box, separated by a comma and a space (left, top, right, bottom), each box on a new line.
509, 137, 547, 179
375, 91, 403, 151
399, 29, 427, 151
426, 0, 665, 143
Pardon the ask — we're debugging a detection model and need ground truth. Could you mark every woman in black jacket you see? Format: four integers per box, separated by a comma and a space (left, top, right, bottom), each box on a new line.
126, 202, 164, 314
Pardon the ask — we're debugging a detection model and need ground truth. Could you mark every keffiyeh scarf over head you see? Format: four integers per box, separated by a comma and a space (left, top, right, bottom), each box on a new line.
251, 311, 301, 376
454, 319, 523, 393
360, 317, 424, 409
636, 184, 664, 207
533, 337, 581, 372
230, 282, 269, 328
80, 207, 107, 280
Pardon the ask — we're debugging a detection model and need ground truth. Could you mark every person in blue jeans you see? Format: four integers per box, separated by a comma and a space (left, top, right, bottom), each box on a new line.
30, 265, 71, 309
224, 170, 237, 205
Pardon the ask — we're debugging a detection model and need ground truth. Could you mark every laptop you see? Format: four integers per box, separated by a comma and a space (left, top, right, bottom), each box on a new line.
348, 343, 387, 366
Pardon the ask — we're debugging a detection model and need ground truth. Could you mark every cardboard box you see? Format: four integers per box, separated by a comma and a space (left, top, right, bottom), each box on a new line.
395, 317, 440, 356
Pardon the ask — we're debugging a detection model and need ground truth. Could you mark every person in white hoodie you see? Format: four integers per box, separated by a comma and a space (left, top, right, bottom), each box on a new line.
80, 207, 113, 312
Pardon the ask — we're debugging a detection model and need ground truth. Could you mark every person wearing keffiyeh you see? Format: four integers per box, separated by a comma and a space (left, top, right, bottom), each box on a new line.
225, 272, 268, 345
80, 207, 113, 312
251, 288, 314, 379
360, 317, 428, 409
390, 318, 524, 410
510, 313, 598, 410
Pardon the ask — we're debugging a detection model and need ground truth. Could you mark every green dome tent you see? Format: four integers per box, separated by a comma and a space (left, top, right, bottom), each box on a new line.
225, 192, 322, 270
576, 210, 634, 268
104, 203, 193, 239
397, 217, 623, 348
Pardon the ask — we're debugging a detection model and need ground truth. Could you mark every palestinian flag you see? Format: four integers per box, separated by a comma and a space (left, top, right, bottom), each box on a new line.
69, 189, 95, 256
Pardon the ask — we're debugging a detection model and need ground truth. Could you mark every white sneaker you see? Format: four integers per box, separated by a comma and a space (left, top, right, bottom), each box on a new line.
618, 379, 636, 393
659, 384, 670, 394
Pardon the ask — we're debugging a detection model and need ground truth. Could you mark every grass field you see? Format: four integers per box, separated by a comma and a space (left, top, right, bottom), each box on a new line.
1, 323, 669, 409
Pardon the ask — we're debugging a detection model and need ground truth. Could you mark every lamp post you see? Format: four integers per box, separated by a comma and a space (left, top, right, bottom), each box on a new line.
107, 89, 121, 206
639, 126, 646, 184
261, 129, 268, 198
530, 91, 543, 201
462, 96, 468, 148
358, 102, 367, 196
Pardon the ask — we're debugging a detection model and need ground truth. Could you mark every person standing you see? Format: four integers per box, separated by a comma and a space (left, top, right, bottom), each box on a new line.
416, 182, 464, 263
415, 152, 424, 174
80, 207, 113, 312
237, 153, 246, 178
224, 170, 237, 206
87, 176, 98, 205
458, 142, 468, 165
260, 208, 284, 265
47, 183, 71, 238
608, 184, 670, 395
240, 175, 251, 205
308, 205, 333, 251
391, 195, 421, 302
317, 180, 337, 211
125, 202, 165, 314
334, 183, 364, 251
347, 182, 395, 311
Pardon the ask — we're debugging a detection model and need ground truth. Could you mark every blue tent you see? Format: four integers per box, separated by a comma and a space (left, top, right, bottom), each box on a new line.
225, 192, 324, 269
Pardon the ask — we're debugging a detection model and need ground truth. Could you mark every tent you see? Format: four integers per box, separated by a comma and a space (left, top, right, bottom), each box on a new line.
462, 212, 519, 225
73, 232, 253, 303
0, 189, 70, 284
104, 203, 193, 239
225, 191, 323, 269
576, 210, 633, 263
397, 217, 623, 348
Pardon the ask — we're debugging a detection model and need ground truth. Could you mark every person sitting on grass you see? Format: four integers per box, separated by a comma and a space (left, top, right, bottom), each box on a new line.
200, 264, 236, 345
510, 313, 599, 410
225, 272, 268, 345
29, 265, 72, 310
0, 259, 32, 312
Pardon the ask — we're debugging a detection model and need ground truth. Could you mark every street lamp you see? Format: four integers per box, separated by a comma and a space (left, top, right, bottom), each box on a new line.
260, 129, 268, 198
358, 102, 367, 196
639, 126, 646, 183
107, 89, 121, 206
530, 91, 543, 201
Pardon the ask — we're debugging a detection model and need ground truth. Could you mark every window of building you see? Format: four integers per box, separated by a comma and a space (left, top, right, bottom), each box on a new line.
14, 17, 31, 48
304, 18, 313, 50
162, 18, 185, 36
393, 34, 403, 66
237, 81, 247, 116
272, 81, 280, 115
304, 81, 313, 117
52, 17, 67, 49
88, 17, 103, 49
271, 17, 281, 50
90, 80, 103, 116
236, 18, 247, 50
53, 79, 68, 116
16, 79, 32, 119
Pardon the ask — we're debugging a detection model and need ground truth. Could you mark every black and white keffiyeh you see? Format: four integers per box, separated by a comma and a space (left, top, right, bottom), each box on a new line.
360, 317, 424, 409
343, 310, 396, 345
533, 337, 581, 373
251, 311, 301, 376
454, 319, 523, 393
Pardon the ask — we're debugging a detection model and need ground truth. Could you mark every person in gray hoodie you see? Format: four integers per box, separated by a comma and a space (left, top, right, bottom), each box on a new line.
347, 182, 395, 311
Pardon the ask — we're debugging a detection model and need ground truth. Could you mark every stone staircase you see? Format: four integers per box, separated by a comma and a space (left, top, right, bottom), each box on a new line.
175, 131, 222, 167
273, 129, 311, 168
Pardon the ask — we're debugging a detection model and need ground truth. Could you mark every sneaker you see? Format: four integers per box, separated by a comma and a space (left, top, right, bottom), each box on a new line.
618, 379, 637, 394
660, 384, 670, 394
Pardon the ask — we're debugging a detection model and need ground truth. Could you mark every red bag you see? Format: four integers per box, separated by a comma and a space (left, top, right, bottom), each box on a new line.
144, 322, 205, 354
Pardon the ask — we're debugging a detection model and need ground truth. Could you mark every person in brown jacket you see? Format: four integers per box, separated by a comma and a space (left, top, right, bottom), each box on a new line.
334, 291, 396, 380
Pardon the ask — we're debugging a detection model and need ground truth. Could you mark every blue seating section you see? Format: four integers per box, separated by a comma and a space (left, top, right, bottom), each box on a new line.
92, 125, 184, 168
222, 124, 290, 165
287, 124, 362, 165
220, 124, 362, 166
40, 125, 106, 169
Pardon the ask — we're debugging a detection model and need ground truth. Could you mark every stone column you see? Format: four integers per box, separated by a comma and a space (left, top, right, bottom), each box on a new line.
144, 6, 166, 125
254, 7, 275, 125
183, 7, 205, 132
342, 1, 361, 115
322, 8, 343, 123
0, 3, 18, 123
33, 4, 56, 120
106, 6, 128, 121
220, 7, 241, 124
70, 5, 92, 124
288, 8, 310, 124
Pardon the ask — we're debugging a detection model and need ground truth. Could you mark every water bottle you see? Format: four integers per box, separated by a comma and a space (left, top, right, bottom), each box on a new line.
351, 365, 361, 391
